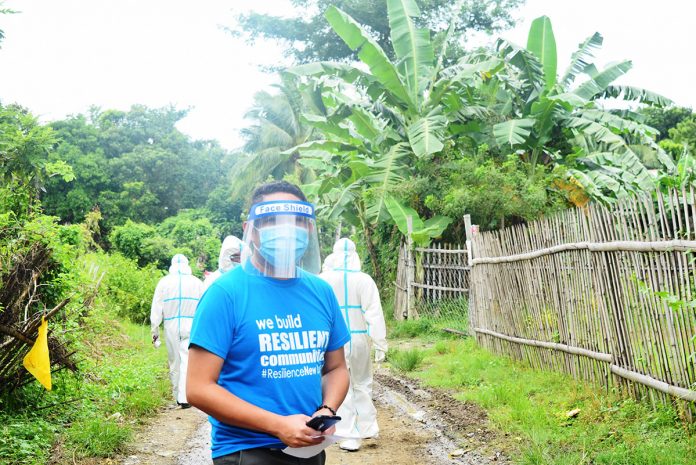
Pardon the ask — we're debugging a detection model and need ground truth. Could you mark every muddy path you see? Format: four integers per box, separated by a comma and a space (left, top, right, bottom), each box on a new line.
94, 369, 509, 465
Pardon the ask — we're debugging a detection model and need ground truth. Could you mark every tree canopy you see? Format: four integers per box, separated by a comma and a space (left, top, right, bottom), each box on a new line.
235, 0, 525, 64
41, 105, 236, 234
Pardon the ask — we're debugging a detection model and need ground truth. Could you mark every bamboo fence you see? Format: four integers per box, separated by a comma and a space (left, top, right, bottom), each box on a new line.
413, 242, 470, 301
394, 238, 470, 331
469, 188, 696, 417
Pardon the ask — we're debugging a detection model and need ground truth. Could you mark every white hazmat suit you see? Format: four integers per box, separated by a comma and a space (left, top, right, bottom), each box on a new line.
150, 254, 204, 406
203, 235, 243, 289
320, 238, 387, 450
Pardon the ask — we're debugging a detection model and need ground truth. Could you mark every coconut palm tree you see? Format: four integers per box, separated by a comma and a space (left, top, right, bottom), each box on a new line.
231, 76, 324, 198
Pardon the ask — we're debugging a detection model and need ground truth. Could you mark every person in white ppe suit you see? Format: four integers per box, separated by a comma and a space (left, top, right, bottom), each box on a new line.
203, 235, 243, 289
320, 238, 388, 451
321, 251, 339, 273
151, 254, 204, 408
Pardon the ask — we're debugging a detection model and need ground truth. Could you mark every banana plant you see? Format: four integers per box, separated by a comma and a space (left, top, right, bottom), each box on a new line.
288, 0, 500, 258
488, 15, 674, 201
384, 195, 452, 247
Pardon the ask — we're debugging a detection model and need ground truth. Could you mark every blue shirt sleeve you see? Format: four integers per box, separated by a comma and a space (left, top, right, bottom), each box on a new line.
324, 283, 351, 352
190, 283, 235, 359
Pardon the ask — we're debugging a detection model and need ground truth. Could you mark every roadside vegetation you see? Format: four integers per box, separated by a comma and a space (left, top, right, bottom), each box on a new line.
0, 287, 170, 465
386, 318, 696, 465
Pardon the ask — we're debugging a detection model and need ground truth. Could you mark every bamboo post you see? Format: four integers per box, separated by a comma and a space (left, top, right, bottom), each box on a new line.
464, 215, 474, 334
406, 216, 416, 320
393, 243, 406, 321
464, 214, 473, 266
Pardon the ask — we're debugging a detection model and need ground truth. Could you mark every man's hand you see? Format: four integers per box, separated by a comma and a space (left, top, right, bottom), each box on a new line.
274, 414, 326, 447
152, 334, 161, 348
309, 409, 337, 435
375, 349, 386, 363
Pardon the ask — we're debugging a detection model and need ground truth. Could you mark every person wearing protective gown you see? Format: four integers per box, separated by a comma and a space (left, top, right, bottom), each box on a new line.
151, 254, 204, 408
203, 235, 243, 289
320, 238, 387, 451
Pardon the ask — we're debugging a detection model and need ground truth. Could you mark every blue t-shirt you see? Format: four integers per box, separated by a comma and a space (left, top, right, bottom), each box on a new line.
190, 264, 350, 458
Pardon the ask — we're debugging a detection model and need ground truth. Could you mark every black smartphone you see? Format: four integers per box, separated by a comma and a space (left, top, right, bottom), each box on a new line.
306, 415, 341, 432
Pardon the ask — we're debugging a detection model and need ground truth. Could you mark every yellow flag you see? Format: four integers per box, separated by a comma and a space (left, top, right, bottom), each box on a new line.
23, 317, 52, 390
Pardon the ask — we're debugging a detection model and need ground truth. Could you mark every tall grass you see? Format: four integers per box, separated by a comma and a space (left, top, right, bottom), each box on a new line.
389, 348, 426, 372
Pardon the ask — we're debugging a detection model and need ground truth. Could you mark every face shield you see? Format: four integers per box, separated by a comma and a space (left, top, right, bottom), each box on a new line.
241, 200, 321, 278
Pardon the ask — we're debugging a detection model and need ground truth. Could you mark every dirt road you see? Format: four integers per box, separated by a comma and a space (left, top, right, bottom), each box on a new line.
96, 370, 507, 465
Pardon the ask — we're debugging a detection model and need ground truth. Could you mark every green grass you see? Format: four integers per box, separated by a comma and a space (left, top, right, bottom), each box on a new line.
387, 315, 465, 340
0, 312, 171, 464
392, 334, 696, 465
67, 416, 132, 457
389, 347, 426, 372
387, 316, 438, 338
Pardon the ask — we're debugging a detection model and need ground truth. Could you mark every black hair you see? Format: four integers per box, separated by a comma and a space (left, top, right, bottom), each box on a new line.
251, 180, 307, 204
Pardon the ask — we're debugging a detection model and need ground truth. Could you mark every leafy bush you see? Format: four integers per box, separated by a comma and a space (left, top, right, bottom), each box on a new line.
140, 234, 178, 269
420, 151, 566, 232
87, 252, 162, 323
108, 220, 157, 265
156, 209, 221, 273
389, 348, 425, 372
108, 210, 222, 275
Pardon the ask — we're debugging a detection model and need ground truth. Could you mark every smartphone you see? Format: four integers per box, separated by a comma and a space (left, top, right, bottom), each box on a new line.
306, 415, 341, 432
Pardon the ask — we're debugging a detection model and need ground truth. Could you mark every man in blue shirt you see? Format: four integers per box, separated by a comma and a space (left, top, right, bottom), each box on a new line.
187, 181, 350, 465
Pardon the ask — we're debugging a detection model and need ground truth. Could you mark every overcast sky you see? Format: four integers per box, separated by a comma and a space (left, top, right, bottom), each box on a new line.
0, 0, 694, 150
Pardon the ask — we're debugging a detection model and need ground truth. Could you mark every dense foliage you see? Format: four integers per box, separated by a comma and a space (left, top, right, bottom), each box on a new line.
266, 2, 683, 285
41, 106, 236, 236
109, 210, 222, 274
0, 106, 169, 463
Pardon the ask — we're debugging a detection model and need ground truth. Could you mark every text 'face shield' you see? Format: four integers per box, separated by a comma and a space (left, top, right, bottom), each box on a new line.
241, 200, 321, 278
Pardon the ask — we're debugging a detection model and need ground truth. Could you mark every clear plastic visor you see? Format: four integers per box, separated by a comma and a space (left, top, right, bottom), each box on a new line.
240, 201, 321, 279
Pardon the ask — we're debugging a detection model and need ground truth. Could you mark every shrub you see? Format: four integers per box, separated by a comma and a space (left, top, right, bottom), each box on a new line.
389, 348, 425, 372
108, 220, 157, 265
86, 252, 162, 323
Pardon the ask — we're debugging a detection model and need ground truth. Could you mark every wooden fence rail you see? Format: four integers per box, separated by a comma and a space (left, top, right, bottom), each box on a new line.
470, 188, 696, 418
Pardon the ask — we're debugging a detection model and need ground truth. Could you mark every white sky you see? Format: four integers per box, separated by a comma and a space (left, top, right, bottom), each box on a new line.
0, 0, 694, 150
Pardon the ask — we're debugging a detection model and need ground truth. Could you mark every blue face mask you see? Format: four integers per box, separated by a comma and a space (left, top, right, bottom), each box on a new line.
258, 226, 309, 269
